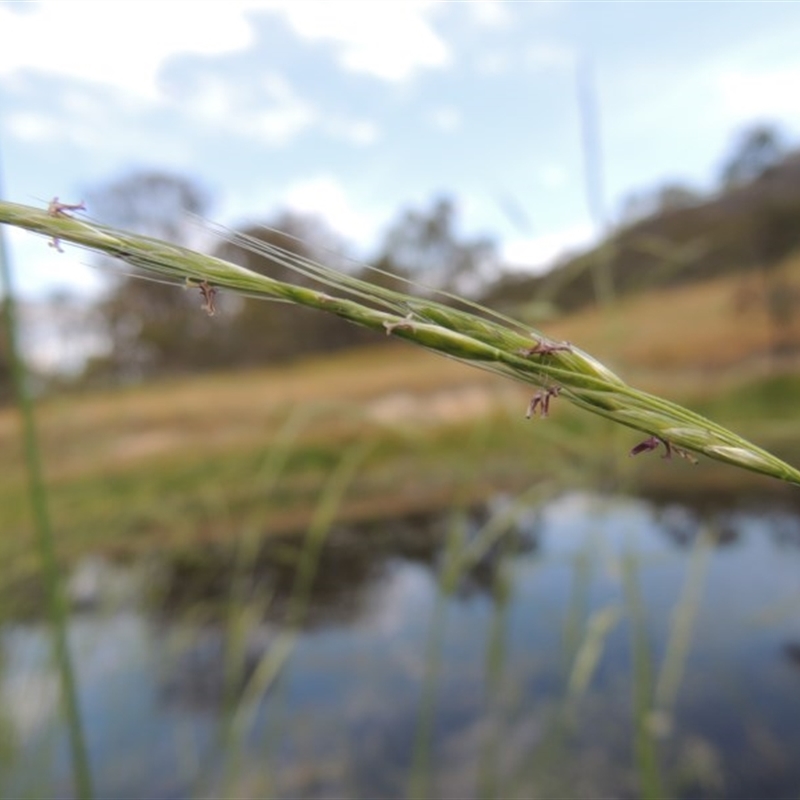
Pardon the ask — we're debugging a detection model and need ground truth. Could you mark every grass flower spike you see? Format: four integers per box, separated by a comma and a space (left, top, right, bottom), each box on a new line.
1, 198, 799, 486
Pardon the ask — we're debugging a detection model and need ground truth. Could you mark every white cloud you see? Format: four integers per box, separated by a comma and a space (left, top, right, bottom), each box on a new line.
248, 101, 317, 146
324, 117, 380, 146
466, 1, 513, 29
539, 164, 568, 189
5, 111, 52, 142
502, 222, 596, 272
160, 69, 318, 146
428, 106, 461, 133
170, 70, 379, 148
475, 51, 512, 76
268, 1, 451, 81
475, 39, 573, 78
713, 65, 800, 125
282, 175, 386, 249
524, 42, 575, 72
4, 80, 195, 172
182, 73, 237, 122
0, 1, 258, 100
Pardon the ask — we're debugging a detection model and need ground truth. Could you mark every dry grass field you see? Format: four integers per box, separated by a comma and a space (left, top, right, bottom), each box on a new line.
3, 256, 800, 576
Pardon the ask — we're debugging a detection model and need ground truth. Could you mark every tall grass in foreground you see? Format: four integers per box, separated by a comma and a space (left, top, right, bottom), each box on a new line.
0, 205, 92, 795
1, 199, 799, 486
213, 435, 374, 797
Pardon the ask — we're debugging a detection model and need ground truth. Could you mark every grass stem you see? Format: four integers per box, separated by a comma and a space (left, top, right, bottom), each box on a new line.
0, 198, 92, 796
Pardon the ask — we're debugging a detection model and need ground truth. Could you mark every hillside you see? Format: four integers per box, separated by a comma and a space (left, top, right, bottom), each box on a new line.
485, 150, 800, 316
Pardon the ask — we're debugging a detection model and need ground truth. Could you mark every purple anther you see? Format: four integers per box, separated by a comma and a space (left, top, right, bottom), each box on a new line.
526, 386, 560, 419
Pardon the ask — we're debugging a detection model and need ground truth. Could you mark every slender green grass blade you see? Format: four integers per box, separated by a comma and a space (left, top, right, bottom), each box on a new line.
0, 206, 93, 796
623, 552, 666, 800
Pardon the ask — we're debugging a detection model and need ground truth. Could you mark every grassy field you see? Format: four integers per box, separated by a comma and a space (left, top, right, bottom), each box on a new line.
3, 258, 800, 582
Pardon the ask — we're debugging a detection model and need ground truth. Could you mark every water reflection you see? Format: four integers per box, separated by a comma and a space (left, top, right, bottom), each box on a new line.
153, 503, 539, 625
3, 492, 800, 798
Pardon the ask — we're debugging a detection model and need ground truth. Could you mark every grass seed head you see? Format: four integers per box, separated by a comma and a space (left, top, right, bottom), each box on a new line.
1, 199, 800, 485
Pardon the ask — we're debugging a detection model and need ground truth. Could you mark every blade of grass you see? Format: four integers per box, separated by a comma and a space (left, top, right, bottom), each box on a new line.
219, 437, 375, 795
0, 202, 92, 794
407, 513, 466, 800
477, 556, 513, 800
561, 539, 594, 673
655, 526, 712, 723
565, 604, 622, 709
408, 593, 447, 800
622, 551, 666, 800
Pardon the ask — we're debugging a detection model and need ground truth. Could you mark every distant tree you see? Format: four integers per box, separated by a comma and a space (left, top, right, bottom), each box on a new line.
87, 171, 210, 240
215, 211, 376, 364
718, 125, 800, 360
374, 196, 498, 296
750, 191, 800, 362
82, 171, 227, 384
720, 123, 787, 188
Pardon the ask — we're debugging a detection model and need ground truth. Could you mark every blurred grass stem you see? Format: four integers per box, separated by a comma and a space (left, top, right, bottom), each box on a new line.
623, 552, 666, 800
0, 195, 92, 796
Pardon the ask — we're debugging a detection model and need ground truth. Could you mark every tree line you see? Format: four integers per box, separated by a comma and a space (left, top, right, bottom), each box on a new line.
75, 174, 498, 387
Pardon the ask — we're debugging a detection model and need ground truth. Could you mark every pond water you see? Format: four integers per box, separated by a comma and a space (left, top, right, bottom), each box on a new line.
3, 491, 800, 799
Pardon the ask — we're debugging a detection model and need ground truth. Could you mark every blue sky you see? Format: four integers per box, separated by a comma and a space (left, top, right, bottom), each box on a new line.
2, 0, 800, 299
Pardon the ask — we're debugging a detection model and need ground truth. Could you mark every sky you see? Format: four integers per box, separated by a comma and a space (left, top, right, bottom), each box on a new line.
1, 0, 800, 300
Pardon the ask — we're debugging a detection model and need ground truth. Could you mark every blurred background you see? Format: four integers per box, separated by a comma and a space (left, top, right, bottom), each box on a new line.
3, 2, 800, 797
